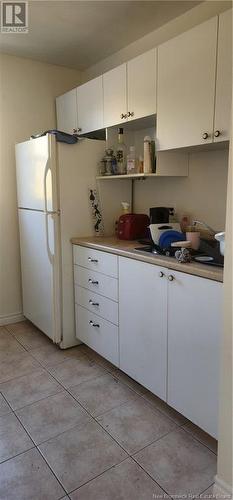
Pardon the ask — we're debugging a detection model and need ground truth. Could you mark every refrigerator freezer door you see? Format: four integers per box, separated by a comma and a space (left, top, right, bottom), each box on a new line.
18, 209, 61, 343
15, 135, 58, 212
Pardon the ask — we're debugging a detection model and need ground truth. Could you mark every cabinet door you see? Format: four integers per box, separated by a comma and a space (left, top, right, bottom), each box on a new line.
127, 49, 157, 121
167, 271, 222, 438
103, 64, 127, 128
77, 76, 104, 134
157, 17, 218, 150
56, 89, 78, 135
214, 10, 232, 142
119, 257, 167, 400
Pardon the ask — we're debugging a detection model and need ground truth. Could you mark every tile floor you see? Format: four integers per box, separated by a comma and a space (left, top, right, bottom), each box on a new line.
0, 321, 217, 499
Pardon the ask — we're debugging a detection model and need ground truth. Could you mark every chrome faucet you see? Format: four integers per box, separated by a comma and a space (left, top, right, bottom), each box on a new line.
192, 220, 216, 235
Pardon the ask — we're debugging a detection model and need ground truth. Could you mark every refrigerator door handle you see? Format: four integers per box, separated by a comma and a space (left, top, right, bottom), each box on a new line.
44, 162, 54, 264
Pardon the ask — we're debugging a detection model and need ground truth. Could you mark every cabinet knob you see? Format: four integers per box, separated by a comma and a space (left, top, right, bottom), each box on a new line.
159, 271, 164, 278
77, 127, 82, 133
89, 299, 99, 307
88, 257, 98, 263
73, 128, 77, 134
88, 278, 99, 285
89, 320, 100, 328
168, 275, 174, 281
127, 111, 134, 117
214, 130, 221, 137
120, 113, 127, 119
202, 132, 209, 140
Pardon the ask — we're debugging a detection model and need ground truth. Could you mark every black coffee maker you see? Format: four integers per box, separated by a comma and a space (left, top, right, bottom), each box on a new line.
149, 207, 174, 224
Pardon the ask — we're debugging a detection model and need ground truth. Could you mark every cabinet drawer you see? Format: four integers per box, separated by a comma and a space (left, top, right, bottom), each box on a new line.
74, 265, 118, 302
75, 285, 118, 325
73, 245, 118, 278
75, 305, 119, 366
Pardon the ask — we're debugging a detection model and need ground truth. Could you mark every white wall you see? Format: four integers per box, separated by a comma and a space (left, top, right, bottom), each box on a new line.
83, 1, 231, 82
0, 54, 82, 324
134, 149, 228, 231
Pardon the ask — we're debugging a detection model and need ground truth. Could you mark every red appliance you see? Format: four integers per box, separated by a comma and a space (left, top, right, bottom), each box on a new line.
117, 214, 150, 240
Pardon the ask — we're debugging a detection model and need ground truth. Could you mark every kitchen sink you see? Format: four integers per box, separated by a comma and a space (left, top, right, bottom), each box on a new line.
134, 243, 224, 268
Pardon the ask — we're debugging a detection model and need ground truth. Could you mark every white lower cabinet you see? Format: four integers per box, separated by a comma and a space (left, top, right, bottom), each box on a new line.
167, 270, 222, 438
74, 245, 222, 438
118, 256, 222, 438
119, 257, 168, 401
75, 305, 119, 365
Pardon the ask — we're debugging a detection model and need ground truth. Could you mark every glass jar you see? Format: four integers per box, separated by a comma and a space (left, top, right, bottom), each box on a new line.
104, 148, 114, 176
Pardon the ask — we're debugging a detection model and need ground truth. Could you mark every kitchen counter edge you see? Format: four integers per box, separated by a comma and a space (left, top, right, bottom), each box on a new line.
71, 236, 223, 283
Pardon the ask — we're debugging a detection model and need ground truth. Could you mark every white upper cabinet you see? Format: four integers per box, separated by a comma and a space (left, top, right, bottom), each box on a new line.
157, 17, 218, 150
56, 88, 78, 135
103, 64, 127, 128
214, 10, 232, 142
76, 76, 104, 134
127, 49, 157, 121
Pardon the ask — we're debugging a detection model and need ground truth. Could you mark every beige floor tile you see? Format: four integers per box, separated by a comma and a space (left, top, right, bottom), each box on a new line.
30, 343, 84, 368
0, 413, 33, 463
16, 391, 91, 444
183, 422, 218, 454
0, 394, 12, 416
69, 373, 137, 417
142, 391, 188, 426
82, 346, 118, 373
0, 448, 65, 500
39, 420, 127, 492
71, 457, 169, 500
10, 327, 51, 350
0, 330, 25, 359
97, 397, 177, 454
134, 427, 217, 497
111, 369, 148, 395
0, 351, 41, 384
48, 357, 107, 388
0, 369, 63, 410
6, 320, 38, 335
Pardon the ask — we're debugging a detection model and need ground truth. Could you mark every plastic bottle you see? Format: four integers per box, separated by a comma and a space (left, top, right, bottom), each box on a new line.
127, 146, 137, 174
143, 136, 152, 173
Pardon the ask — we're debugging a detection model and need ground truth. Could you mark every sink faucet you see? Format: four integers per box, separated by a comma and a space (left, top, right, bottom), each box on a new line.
192, 220, 216, 235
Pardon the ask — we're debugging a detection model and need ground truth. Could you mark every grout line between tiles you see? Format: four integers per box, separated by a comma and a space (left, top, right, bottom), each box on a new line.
180, 424, 217, 456
0, 444, 36, 467
1, 327, 217, 497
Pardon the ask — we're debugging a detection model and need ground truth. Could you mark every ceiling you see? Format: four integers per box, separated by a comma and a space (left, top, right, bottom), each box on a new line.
0, 0, 203, 70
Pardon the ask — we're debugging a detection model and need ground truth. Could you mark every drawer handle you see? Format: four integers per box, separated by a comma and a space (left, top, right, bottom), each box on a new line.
88, 279, 99, 285
89, 320, 100, 328
89, 299, 99, 307
88, 257, 98, 263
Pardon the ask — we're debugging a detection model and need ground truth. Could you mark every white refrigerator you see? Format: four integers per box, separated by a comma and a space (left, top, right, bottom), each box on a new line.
15, 134, 106, 348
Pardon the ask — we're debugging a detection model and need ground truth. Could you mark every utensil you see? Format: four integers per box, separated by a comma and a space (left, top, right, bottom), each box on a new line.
214, 232, 225, 256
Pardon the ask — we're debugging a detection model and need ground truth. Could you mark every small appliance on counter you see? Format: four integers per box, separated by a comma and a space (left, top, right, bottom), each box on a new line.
118, 213, 150, 240
149, 206, 174, 224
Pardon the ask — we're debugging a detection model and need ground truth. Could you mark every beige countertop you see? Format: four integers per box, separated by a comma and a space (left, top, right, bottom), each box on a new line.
71, 236, 223, 283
